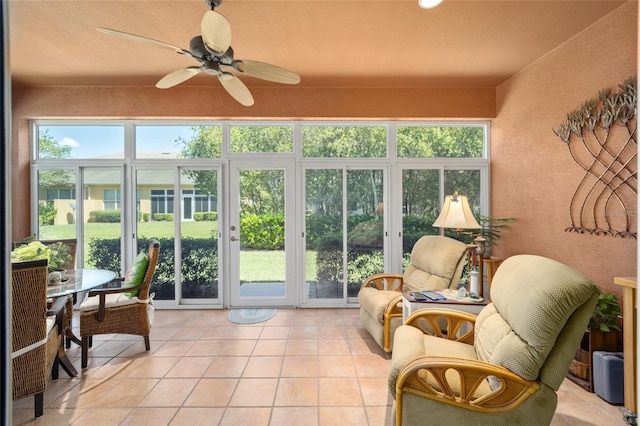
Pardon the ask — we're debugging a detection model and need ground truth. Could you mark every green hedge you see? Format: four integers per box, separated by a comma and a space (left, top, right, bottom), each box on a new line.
153, 213, 174, 221
89, 237, 218, 300
240, 214, 284, 250
88, 210, 121, 223
314, 233, 384, 295
194, 211, 218, 221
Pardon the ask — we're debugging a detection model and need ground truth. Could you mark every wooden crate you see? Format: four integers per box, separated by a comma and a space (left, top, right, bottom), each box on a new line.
569, 348, 590, 379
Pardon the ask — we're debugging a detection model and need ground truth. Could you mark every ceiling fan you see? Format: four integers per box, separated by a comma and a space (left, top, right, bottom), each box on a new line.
97, 0, 300, 106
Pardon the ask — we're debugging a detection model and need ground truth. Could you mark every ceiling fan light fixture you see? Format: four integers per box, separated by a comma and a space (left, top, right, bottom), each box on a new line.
419, 0, 443, 9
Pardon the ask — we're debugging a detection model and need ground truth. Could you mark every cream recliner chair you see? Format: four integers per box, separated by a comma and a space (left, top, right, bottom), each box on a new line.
358, 235, 468, 353
389, 254, 600, 426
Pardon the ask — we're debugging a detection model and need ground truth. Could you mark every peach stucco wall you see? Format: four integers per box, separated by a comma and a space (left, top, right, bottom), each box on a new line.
491, 1, 638, 298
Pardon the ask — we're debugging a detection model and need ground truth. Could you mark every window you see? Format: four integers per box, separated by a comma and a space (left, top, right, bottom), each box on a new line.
194, 190, 216, 213
397, 125, 484, 158
37, 125, 125, 159
45, 188, 75, 201
150, 189, 174, 216
230, 125, 293, 153
31, 120, 488, 308
302, 125, 387, 158
136, 125, 222, 159
103, 189, 120, 210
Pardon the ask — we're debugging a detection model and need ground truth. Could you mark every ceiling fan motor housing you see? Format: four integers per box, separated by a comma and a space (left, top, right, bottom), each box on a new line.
190, 36, 209, 59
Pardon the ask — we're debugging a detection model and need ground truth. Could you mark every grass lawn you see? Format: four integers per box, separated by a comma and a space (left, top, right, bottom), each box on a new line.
39, 221, 217, 240
240, 249, 317, 281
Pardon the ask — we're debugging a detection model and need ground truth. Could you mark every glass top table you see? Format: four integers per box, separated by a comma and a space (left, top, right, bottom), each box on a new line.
46, 268, 117, 377
47, 268, 117, 298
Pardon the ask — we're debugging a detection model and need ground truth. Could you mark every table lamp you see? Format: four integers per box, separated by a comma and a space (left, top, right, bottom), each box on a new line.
433, 191, 486, 297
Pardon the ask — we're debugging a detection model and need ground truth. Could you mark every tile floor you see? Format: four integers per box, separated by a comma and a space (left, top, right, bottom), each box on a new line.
12, 308, 631, 425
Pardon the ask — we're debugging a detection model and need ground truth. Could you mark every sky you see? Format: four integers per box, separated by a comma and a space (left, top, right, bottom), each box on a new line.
40, 125, 195, 159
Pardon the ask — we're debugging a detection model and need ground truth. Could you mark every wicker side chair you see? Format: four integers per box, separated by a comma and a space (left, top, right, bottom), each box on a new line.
12, 259, 65, 418
79, 239, 160, 368
40, 239, 78, 349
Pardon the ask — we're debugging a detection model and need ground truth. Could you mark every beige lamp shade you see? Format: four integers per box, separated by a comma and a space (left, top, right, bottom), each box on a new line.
433, 193, 481, 229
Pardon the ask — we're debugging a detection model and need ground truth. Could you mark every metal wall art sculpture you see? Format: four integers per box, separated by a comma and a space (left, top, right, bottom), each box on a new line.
553, 77, 637, 239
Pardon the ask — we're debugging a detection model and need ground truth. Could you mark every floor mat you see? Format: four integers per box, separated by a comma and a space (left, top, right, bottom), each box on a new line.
227, 308, 278, 324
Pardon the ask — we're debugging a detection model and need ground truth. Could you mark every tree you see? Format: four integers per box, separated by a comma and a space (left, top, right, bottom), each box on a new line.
178, 126, 222, 197
302, 126, 386, 158
38, 130, 75, 197
397, 126, 483, 217
397, 126, 483, 158
230, 125, 293, 153
38, 130, 72, 159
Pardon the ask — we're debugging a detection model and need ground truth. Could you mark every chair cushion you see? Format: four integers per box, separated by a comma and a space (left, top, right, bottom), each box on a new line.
389, 324, 486, 398
80, 293, 139, 311
123, 252, 149, 297
474, 254, 600, 381
358, 287, 400, 323
402, 236, 467, 293
46, 317, 56, 335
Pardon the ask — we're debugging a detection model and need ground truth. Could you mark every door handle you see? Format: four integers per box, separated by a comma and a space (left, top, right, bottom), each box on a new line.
230, 236, 239, 241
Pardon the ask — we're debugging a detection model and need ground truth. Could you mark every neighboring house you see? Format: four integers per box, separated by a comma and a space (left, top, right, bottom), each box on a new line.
45, 153, 217, 225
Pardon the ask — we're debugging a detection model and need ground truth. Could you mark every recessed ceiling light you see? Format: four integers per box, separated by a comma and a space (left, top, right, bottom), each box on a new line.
419, 0, 444, 9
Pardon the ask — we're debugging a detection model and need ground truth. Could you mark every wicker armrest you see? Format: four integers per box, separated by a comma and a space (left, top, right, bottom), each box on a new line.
396, 356, 539, 416
88, 281, 147, 322
101, 277, 125, 288
385, 293, 404, 318
47, 296, 67, 315
404, 309, 478, 344
47, 296, 67, 335
87, 281, 139, 297
360, 273, 404, 291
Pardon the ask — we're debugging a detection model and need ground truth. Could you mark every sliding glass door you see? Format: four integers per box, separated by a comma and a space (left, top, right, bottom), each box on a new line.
303, 166, 387, 305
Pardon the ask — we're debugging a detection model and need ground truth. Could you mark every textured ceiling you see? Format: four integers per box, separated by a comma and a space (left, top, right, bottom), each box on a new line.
8, 0, 626, 89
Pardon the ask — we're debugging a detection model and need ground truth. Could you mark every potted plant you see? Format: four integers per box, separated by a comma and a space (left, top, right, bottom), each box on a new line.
590, 293, 622, 333
46, 242, 72, 274
11, 240, 72, 283
478, 216, 516, 258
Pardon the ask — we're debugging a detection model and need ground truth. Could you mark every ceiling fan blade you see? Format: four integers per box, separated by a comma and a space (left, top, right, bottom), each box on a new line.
201, 10, 232, 55
97, 27, 190, 56
232, 60, 301, 85
218, 73, 254, 106
156, 67, 202, 89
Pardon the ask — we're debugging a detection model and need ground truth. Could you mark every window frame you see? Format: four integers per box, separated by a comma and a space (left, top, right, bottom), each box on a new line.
30, 119, 490, 309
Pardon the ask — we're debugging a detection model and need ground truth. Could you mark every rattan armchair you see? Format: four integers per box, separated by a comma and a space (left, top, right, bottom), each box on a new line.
389, 255, 601, 425
79, 239, 160, 368
12, 259, 65, 418
358, 235, 468, 353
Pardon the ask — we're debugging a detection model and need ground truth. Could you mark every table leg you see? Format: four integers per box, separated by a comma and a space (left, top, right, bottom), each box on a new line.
65, 328, 82, 346
57, 344, 77, 377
